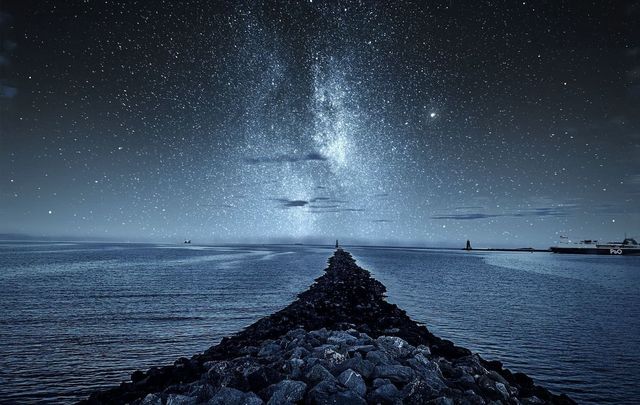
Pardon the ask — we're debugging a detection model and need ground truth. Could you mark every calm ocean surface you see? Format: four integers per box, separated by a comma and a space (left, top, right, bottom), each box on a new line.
0, 242, 638, 404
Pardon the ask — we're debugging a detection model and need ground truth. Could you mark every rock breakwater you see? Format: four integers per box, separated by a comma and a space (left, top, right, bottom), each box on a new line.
83, 249, 574, 404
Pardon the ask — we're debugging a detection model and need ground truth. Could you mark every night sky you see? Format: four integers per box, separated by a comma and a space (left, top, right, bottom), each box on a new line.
1, 1, 639, 247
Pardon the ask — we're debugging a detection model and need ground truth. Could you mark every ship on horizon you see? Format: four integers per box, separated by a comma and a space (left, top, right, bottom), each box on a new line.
550, 235, 640, 256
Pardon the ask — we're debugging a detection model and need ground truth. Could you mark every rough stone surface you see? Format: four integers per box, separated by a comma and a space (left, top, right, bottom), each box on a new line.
337, 369, 367, 396
266, 379, 306, 404
82, 249, 575, 405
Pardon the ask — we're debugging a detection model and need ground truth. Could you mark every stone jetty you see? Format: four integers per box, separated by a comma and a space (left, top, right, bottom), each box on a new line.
83, 249, 574, 404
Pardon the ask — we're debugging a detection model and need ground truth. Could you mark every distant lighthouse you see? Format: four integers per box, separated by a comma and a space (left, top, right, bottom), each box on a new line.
335, 239, 339, 249
465, 240, 472, 250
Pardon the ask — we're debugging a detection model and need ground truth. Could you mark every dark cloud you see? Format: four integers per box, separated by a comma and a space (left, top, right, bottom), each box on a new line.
372, 219, 393, 223
308, 207, 366, 214
373, 193, 389, 197
431, 213, 502, 220
512, 207, 566, 217
245, 151, 328, 164
274, 198, 309, 208
432, 206, 572, 220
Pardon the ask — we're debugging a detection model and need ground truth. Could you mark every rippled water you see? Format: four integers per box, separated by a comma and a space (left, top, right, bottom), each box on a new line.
0, 242, 638, 404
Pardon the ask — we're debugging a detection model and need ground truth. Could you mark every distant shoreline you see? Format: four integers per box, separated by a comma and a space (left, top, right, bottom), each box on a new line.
0, 238, 552, 252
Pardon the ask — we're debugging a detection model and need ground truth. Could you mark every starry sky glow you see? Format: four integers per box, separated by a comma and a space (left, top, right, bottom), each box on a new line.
1, 0, 639, 247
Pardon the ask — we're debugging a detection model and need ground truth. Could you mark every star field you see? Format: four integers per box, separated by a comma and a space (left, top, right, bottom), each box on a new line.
1, 1, 639, 246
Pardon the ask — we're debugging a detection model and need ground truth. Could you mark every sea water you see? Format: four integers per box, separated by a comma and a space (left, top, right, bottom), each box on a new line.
0, 242, 638, 403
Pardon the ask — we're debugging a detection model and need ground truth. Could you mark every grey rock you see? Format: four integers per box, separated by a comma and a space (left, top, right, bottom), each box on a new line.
239, 346, 260, 356
337, 369, 366, 396
288, 346, 310, 359
305, 364, 336, 384
375, 336, 414, 358
206, 361, 233, 387
348, 344, 376, 354
373, 378, 392, 388
335, 355, 375, 378
166, 394, 196, 405
329, 390, 367, 404
140, 394, 162, 405
355, 333, 374, 345
285, 328, 307, 340
309, 328, 329, 342
373, 364, 415, 384
402, 379, 441, 403
461, 390, 487, 405
208, 387, 263, 405
267, 379, 307, 404
187, 384, 215, 402
258, 342, 282, 358
406, 354, 446, 390
521, 397, 544, 404
414, 344, 431, 356
427, 397, 454, 405
477, 375, 503, 401
487, 370, 509, 386
243, 392, 266, 405
454, 374, 478, 392
369, 383, 401, 404
312, 345, 346, 366
438, 360, 463, 379
305, 357, 320, 369
366, 350, 396, 366
327, 331, 358, 345
308, 379, 343, 404
285, 358, 305, 379
454, 355, 486, 376
495, 382, 509, 399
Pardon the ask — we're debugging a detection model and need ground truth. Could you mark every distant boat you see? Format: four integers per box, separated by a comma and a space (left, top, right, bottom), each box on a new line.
184, 240, 191, 244
550, 236, 640, 255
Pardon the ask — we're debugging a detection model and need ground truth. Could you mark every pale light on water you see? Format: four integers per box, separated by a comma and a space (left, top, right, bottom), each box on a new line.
0, 242, 638, 404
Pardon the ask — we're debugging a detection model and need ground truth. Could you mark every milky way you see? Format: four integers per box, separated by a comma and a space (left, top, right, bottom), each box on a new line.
1, 1, 639, 246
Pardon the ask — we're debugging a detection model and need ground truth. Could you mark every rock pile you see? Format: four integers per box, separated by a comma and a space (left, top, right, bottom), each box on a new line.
83, 249, 574, 404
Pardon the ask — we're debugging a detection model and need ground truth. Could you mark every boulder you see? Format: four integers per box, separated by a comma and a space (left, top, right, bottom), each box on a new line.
258, 342, 282, 358
406, 354, 446, 390
307, 380, 343, 404
375, 336, 414, 359
373, 377, 392, 388
334, 355, 375, 378
327, 331, 358, 345
305, 364, 336, 384
369, 383, 401, 404
140, 394, 162, 405
337, 369, 366, 396
266, 379, 306, 404
428, 397, 455, 405
208, 387, 263, 405
402, 379, 441, 403
166, 394, 196, 405
366, 350, 396, 366
373, 364, 415, 384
